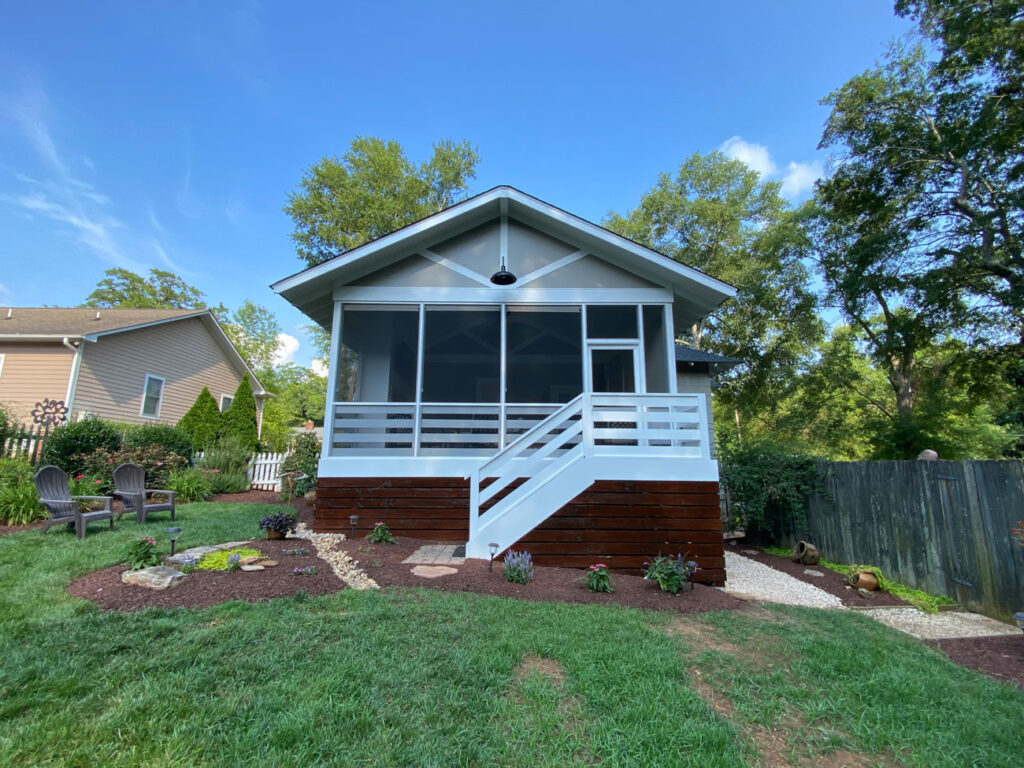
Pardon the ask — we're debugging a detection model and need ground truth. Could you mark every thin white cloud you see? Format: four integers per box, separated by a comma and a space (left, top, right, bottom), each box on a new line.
780, 160, 824, 199
719, 135, 824, 200
719, 136, 777, 177
310, 358, 329, 378
272, 333, 300, 367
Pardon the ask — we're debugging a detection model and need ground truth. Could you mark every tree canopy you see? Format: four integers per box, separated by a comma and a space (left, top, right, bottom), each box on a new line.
284, 136, 479, 268
220, 301, 282, 373
83, 268, 209, 309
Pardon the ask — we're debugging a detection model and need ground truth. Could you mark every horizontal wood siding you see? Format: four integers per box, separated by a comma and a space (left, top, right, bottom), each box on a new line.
0, 343, 74, 422
316, 477, 726, 584
73, 318, 246, 425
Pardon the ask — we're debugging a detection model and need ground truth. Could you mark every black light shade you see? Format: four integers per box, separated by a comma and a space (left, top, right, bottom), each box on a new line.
490, 268, 517, 285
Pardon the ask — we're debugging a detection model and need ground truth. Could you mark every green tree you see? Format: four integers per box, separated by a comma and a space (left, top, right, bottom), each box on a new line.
221, 377, 258, 452
83, 268, 209, 309
177, 387, 222, 450
284, 136, 479, 267
605, 152, 824, 446
221, 301, 282, 373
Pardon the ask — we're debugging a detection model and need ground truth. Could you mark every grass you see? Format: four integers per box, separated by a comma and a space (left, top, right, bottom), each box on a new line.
0, 504, 1021, 767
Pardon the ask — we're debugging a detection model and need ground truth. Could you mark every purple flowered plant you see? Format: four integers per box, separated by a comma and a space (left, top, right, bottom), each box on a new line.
503, 550, 534, 584
227, 553, 241, 571
292, 566, 317, 576
179, 554, 200, 573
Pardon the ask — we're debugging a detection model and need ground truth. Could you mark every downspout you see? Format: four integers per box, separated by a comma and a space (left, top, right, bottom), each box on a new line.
62, 337, 84, 420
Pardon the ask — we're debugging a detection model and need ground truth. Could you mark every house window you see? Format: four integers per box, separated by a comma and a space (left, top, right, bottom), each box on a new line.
586, 305, 638, 339
140, 375, 165, 418
220, 394, 233, 412
506, 308, 582, 403
340, 305, 419, 402
422, 307, 500, 403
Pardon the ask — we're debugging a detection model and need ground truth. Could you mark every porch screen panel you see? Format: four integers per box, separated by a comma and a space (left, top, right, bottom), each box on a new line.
338, 306, 418, 402
587, 305, 638, 339
506, 308, 582, 403
643, 305, 669, 393
422, 308, 500, 402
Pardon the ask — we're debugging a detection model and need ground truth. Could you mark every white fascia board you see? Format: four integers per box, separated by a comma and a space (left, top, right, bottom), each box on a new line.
0, 334, 85, 341
80, 311, 210, 341
334, 286, 674, 304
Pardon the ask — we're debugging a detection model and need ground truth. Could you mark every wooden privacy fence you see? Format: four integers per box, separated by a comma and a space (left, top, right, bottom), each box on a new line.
794, 461, 1024, 621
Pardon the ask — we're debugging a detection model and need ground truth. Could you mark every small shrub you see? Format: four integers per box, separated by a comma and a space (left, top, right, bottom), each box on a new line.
503, 550, 534, 584
124, 424, 194, 464
166, 467, 213, 503
368, 521, 396, 544
199, 436, 252, 494
68, 473, 106, 510
221, 377, 259, 452
579, 563, 614, 593
0, 480, 45, 525
0, 457, 34, 486
292, 566, 317, 576
259, 512, 298, 535
280, 431, 321, 499
41, 417, 122, 477
81, 445, 188, 493
196, 548, 263, 571
124, 537, 161, 570
642, 553, 693, 595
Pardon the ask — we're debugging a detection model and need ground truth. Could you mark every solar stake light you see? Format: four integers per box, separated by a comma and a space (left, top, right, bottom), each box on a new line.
1014, 612, 1024, 635
166, 527, 182, 556
488, 542, 499, 572
685, 560, 699, 591
349, 515, 359, 539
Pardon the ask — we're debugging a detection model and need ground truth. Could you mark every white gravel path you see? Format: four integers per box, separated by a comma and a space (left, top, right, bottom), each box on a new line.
859, 607, 1020, 640
723, 552, 844, 609
289, 523, 378, 590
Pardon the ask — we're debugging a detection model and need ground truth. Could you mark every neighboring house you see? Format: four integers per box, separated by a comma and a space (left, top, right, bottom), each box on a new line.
272, 186, 738, 583
0, 307, 269, 433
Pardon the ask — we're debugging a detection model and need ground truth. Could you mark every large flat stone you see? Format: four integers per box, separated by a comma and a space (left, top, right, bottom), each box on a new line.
122, 566, 186, 590
240, 564, 265, 572
165, 545, 218, 564
411, 565, 458, 579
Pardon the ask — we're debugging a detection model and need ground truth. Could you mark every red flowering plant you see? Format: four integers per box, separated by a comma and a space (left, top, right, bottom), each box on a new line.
124, 536, 161, 570
68, 473, 107, 510
80, 445, 187, 493
579, 563, 614, 593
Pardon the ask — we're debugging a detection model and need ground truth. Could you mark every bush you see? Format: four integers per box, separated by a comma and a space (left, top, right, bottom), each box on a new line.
280, 431, 321, 499
221, 377, 258, 452
579, 563, 614, 593
177, 387, 222, 450
198, 435, 252, 494
0, 457, 33, 486
0, 479, 45, 525
719, 441, 822, 543
367, 521, 396, 543
642, 554, 694, 595
123, 425, 194, 465
124, 536, 162, 570
40, 417, 121, 477
69, 473, 106, 509
81, 445, 188, 493
503, 550, 534, 584
166, 467, 213, 503
259, 512, 297, 535
0, 402, 14, 447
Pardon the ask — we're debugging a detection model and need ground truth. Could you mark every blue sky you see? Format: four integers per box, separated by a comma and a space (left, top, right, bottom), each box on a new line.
0, 1, 914, 366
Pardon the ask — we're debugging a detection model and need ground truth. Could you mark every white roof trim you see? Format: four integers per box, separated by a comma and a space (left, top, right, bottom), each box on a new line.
271, 186, 737, 300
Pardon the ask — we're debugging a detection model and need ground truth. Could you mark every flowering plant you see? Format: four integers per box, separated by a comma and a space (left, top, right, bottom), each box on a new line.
226, 553, 241, 571
178, 554, 200, 573
368, 521, 396, 544
258, 512, 298, 535
282, 546, 308, 556
503, 550, 534, 584
579, 563, 614, 593
642, 553, 693, 595
292, 566, 317, 576
125, 536, 161, 570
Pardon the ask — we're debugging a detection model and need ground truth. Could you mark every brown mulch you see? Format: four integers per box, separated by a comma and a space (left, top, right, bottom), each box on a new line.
0, 520, 46, 537
357, 537, 747, 615
727, 543, 910, 608
931, 635, 1024, 689
67, 538, 344, 612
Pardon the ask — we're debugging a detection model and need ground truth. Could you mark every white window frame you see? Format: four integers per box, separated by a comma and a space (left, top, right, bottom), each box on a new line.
220, 394, 233, 412
0, 353, 4, 379
140, 374, 165, 419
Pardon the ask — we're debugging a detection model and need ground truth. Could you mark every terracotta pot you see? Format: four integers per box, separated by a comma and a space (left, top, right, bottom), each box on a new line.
849, 571, 879, 590
267, 529, 285, 540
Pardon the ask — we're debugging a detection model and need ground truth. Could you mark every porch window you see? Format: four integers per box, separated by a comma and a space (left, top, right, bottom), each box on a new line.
643, 305, 670, 393
339, 306, 419, 402
586, 305, 637, 339
506, 307, 582, 403
422, 307, 500, 402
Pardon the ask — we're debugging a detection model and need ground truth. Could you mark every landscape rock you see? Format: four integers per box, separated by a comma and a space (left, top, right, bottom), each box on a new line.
411, 565, 459, 579
803, 569, 825, 577
240, 564, 265, 572
165, 545, 218, 564
239, 556, 261, 565
122, 566, 186, 590
258, 560, 278, 568
857, 588, 876, 599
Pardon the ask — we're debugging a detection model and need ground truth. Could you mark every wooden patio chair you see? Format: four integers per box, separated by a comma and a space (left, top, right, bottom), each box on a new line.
113, 463, 176, 524
33, 465, 114, 539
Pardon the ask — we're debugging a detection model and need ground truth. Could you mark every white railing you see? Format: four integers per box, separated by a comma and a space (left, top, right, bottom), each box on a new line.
466, 392, 708, 556
330, 402, 559, 457
194, 450, 289, 492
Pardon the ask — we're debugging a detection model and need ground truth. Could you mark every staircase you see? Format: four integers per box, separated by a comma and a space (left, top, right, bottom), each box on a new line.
464, 392, 708, 558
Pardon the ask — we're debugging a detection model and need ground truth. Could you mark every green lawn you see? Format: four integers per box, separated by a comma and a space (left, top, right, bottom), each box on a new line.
0, 503, 1021, 767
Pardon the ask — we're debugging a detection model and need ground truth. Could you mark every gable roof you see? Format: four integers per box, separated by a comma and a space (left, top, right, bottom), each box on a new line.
271, 186, 737, 328
0, 307, 270, 396
674, 344, 742, 367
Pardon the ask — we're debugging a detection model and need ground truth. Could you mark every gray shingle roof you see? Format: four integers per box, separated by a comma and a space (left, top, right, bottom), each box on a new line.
0, 307, 204, 337
674, 344, 742, 366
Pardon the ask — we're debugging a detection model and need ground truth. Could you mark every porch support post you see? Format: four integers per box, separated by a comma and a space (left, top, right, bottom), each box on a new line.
581, 305, 590, 392
636, 304, 647, 393
499, 304, 507, 448
322, 301, 343, 460
413, 303, 425, 456
664, 304, 677, 394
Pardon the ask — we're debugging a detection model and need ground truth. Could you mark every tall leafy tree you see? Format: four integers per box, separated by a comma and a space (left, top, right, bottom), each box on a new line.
284, 136, 479, 267
83, 268, 209, 309
221, 301, 282, 373
605, 152, 824, 446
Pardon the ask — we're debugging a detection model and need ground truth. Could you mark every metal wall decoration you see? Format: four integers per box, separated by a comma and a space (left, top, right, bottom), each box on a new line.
31, 398, 69, 427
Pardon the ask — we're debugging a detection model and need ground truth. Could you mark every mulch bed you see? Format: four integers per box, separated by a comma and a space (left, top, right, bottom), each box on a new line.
931, 635, 1024, 689
0, 520, 45, 537
727, 543, 910, 608
67, 538, 344, 612
358, 537, 747, 615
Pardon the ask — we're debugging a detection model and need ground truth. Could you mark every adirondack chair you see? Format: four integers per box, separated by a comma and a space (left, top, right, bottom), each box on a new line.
33, 465, 115, 539
113, 463, 176, 524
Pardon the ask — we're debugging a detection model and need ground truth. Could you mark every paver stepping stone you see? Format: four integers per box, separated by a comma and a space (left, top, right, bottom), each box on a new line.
258, 560, 278, 567
122, 566, 186, 590
411, 565, 458, 579
240, 564, 265, 572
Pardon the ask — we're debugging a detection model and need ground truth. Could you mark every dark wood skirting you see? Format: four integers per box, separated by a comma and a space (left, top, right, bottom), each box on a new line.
316, 477, 726, 584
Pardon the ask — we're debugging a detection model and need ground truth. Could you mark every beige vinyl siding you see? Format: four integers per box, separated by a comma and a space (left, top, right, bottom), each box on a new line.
73, 318, 246, 426
0, 342, 74, 423
676, 370, 716, 458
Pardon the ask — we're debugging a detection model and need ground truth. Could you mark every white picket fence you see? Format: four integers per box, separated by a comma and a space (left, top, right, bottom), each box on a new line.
193, 451, 289, 492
